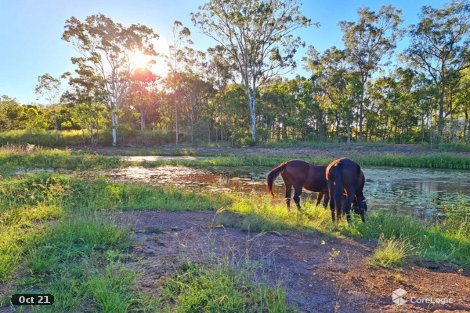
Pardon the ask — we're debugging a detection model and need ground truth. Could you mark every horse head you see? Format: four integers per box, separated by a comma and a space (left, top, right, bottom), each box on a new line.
352, 195, 367, 221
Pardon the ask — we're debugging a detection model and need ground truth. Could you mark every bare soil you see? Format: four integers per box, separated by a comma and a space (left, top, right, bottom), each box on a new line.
112, 210, 470, 313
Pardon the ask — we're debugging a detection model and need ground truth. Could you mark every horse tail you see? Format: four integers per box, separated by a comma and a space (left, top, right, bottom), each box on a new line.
267, 162, 287, 198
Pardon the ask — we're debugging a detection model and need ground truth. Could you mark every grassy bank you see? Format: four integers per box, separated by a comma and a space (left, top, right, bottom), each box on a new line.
1, 173, 467, 311
1, 145, 469, 173
141, 153, 470, 169
216, 195, 470, 267
0, 145, 123, 176
0, 129, 175, 148
1, 174, 294, 312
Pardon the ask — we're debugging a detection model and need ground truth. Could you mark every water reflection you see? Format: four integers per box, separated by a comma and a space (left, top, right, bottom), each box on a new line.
102, 165, 469, 221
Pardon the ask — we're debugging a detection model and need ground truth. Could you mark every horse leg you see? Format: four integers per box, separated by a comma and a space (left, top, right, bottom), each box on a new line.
328, 179, 335, 222
285, 184, 292, 211
344, 191, 354, 224
322, 191, 329, 208
316, 192, 323, 206
293, 185, 302, 210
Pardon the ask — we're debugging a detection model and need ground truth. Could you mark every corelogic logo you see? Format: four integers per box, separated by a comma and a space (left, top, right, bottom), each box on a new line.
391, 288, 453, 306
392, 288, 408, 305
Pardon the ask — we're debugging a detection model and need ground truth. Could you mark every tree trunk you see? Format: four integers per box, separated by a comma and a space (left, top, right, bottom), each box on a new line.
421, 115, 425, 143
248, 91, 256, 141
347, 119, 351, 144
358, 86, 365, 141
140, 111, 146, 131
437, 86, 445, 140
190, 102, 194, 144
336, 113, 341, 143
111, 111, 118, 147
175, 106, 179, 144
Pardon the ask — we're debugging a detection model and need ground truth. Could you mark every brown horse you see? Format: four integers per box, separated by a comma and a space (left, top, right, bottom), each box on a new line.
326, 158, 367, 223
267, 160, 329, 210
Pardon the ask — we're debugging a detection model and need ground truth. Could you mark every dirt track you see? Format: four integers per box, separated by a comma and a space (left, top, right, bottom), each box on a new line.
113, 211, 470, 313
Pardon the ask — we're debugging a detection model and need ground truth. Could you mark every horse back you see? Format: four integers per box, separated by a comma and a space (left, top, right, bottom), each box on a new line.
282, 160, 310, 185
304, 165, 327, 192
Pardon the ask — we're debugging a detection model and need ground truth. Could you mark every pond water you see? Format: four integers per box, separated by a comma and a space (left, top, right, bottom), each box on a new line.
103, 162, 470, 221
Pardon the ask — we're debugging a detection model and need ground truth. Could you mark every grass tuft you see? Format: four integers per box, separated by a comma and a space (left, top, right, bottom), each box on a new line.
160, 262, 295, 313
371, 235, 413, 268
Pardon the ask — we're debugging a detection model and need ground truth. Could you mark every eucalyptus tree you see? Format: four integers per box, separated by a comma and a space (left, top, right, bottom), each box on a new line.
127, 68, 158, 131
404, 0, 469, 140
35, 73, 63, 131
0, 96, 25, 131
305, 46, 359, 142
206, 45, 234, 141
166, 20, 193, 144
339, 5, 403, 140
62, 14, 158, 146
61, 68, 108, 146
192, 0, 312, 141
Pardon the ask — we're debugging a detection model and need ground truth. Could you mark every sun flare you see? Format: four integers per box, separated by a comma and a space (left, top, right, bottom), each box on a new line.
129, 50, 152, 69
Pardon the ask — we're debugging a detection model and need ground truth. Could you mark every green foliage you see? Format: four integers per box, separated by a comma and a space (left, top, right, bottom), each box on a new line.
161, 262, 294, 313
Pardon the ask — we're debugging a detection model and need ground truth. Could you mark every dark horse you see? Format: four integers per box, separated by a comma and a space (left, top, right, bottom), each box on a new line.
267, 160, 329, 210
326, 158, 367, 223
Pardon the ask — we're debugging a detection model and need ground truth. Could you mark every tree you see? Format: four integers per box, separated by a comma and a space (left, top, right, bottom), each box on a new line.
0, 96, 26, 131
166, 20, 193, 144
61, 64, 109, 146
305, 46, 359, 143
35, 73, 63, 131
127, 68, 158, 131
404, 0, 469, 140
339, 5, 403, 140
192, 0, 311, 141
62, 14, 158, 146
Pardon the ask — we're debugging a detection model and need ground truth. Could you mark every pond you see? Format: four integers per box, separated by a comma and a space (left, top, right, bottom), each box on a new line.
103, 163, 469, 221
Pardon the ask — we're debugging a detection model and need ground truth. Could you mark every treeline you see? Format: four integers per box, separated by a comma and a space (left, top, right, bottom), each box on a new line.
1, 0, 469, 146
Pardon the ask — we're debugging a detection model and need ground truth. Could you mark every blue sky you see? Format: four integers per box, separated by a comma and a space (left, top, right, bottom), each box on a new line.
0, 0, 447, 104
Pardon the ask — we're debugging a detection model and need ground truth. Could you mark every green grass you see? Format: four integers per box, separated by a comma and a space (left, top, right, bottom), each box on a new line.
0, 172, 468, 312
0, 129, 99, 147
371, 235, 413, 268
0, 144, 468, 174
0, 204, 63, 281
0, 174, 230, 312
0, 129, 176, 148
0, 145, 122, 176
160, 261, 294, 313
140, 153, 470, 170
17, 215, 137, 313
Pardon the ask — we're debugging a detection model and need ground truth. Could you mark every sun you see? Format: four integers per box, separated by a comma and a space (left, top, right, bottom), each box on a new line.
129, 50, 152, 69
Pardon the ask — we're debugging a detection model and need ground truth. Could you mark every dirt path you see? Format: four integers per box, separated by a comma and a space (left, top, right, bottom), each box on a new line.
112, 211, 470, 313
